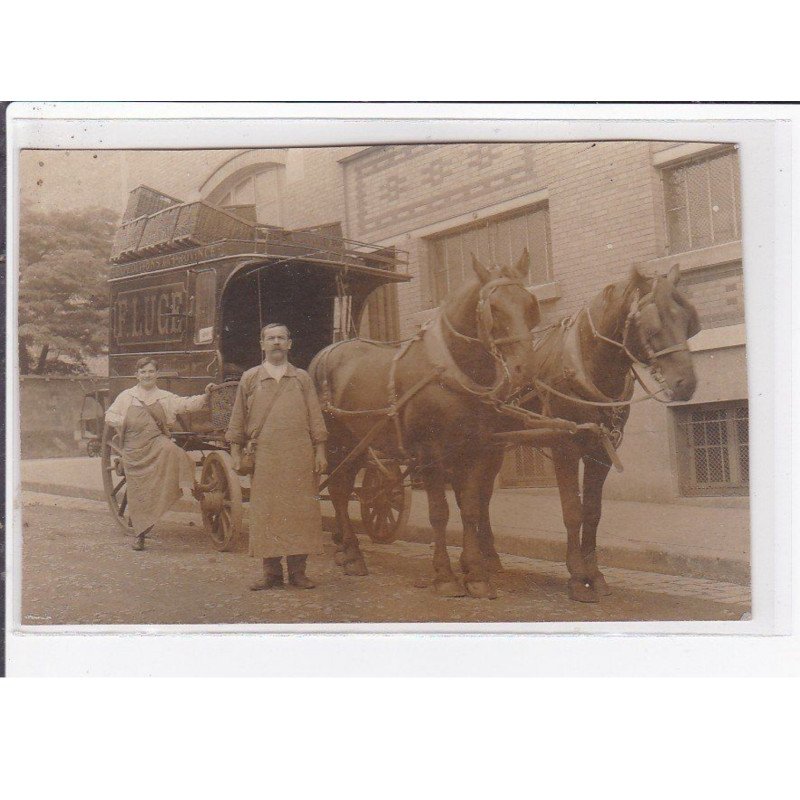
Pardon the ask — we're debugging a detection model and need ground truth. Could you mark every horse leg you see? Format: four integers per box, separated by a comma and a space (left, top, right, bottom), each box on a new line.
421, 462, 464, 597
476, 447, 504, 573
325, 441, 347, 554
581, 451, 613, 596
552, 448, 597, 603
329, 461, 368, 576
453, 456, 496, 600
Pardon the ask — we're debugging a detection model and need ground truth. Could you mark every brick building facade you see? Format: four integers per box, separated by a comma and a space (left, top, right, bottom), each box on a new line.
116, 142, 749, 504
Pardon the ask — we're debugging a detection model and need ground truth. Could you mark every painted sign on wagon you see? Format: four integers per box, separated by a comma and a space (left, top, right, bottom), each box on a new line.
112, 281, 187, 346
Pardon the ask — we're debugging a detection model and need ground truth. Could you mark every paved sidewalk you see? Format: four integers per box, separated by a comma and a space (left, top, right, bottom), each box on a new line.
19, 456, 751, 585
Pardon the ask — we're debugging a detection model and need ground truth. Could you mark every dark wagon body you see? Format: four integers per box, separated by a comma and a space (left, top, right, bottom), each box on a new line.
100, 186, 411, 549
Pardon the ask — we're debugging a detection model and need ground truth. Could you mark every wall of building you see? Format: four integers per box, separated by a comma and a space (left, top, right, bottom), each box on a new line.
117, 147, 363, 232
338, 141, 749, 504
119, 150, 235, 206
280, 147, 361, 229
341, 142, 667, 336
20, 376, 107, 459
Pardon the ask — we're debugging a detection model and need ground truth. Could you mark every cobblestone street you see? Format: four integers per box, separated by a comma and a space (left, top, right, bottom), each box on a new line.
19, 495, 750, 625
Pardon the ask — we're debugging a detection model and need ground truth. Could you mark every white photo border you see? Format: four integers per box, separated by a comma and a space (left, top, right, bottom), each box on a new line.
5, 103, 793, 675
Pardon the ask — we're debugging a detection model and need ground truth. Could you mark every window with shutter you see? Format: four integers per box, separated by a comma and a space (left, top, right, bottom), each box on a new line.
425, 204, 552, 308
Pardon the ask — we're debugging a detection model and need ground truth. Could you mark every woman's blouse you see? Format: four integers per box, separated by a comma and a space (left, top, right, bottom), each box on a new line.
104, 386, 207, 431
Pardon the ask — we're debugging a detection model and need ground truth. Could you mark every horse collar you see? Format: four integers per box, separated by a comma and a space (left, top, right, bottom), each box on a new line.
425, 314, 509, 399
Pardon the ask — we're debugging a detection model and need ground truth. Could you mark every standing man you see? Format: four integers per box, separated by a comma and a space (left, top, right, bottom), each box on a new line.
226, 323, 328, 590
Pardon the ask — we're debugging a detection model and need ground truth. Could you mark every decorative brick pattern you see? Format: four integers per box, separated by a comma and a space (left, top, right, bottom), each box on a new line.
680, 263, 745, 328
108, 143, 747, 346
346, 144, 543, 242
342, 142, 670, 335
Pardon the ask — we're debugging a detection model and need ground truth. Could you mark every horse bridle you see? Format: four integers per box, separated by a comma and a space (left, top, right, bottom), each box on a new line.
441, 276, 533, 365
585, 275, 690, 379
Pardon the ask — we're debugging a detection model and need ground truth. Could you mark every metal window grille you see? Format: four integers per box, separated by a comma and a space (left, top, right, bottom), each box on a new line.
499, 445, 557, 488
427, 204, 552, 306
675, 401, 749, 496
663, 149, 742, 254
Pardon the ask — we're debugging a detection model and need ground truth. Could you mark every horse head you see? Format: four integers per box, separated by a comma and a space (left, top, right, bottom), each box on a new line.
626, 263, 701, 401
441, 248, 540, 390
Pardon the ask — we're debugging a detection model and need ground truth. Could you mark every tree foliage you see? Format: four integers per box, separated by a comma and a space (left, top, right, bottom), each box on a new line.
18, 204, 118, 374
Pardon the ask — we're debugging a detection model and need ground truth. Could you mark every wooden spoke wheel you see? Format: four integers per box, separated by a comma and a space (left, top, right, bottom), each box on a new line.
100, 424, 134, 533
358, 461, 412, 544
199, 451, 243, 552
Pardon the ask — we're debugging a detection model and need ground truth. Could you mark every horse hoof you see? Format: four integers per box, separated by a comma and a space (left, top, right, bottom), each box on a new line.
590, 574, 612, 596
484, 554, 505, 574
434, 580, 466, 598
344, 559, 368, 576
465, 581, 497, 600
568, 580, 599, 603
333, 549, 345, 566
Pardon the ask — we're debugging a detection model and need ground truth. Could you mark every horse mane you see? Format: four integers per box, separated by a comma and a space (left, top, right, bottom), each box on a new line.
593, 275, 640, 339
441, 273, 482, 335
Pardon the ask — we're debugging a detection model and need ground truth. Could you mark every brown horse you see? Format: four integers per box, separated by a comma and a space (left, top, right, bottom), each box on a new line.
481, 263, 701, 602
309, 250, 540, 599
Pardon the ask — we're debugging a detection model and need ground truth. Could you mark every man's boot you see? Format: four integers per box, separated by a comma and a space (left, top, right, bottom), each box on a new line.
287, 554, 315, 589
132, 526, 152, 551
249, 558, 284, 591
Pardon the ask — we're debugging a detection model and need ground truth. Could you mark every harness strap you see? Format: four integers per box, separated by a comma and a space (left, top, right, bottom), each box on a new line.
650, 342, 690, 358
440, 276, 529, 378
526, 377, 658, 409
584, 303, 643, 365
441, 307, 530, 347
425, 314, 509, 399
317, 365, 441, 494
387, 334, 422, 455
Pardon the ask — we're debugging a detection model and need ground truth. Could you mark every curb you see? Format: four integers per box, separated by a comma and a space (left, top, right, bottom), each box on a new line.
22, 480, 750, 587
392, 521, 750, 586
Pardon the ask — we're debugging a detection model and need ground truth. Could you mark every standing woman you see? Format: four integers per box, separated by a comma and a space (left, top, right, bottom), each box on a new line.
104, 357, 213, 551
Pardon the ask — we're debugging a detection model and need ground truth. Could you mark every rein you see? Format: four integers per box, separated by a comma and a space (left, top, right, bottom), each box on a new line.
440, 276, 532, 379
520, 276, 695, 411
584, 283, 690, 365
439, 277, 530, 397
318, 275, 536, 463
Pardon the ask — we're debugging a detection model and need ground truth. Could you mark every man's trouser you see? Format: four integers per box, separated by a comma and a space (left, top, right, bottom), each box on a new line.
263, 555, 307, 578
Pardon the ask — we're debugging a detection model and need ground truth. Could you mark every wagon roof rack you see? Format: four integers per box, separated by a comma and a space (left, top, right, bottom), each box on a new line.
109, 187, 409, 279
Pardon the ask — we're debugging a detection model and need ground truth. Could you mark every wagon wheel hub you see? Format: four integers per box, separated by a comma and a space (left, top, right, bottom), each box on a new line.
200, 489, 224, 516
198, 451, 244, 552
358, 461, 412, 544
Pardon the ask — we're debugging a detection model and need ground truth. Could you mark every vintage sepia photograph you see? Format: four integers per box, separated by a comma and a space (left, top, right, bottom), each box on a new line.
13, 136, 754, 627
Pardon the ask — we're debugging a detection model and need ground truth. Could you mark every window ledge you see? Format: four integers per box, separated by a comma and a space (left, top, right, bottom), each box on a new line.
643, 240, 742, 275
527, 280, 561, 302
652, 142, 733, 167
688, 323, 746, 353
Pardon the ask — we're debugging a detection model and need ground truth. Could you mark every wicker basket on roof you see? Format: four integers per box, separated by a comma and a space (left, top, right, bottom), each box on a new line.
138, 206, 183, 253
173, 202, 255, 248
